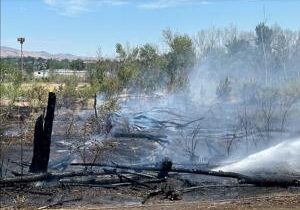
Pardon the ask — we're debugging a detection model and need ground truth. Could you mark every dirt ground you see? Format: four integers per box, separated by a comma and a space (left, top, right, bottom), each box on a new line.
1, 107, 300, 210
1, 178, 300, 209
80, 194, 300, 210
1, 191, 300, 209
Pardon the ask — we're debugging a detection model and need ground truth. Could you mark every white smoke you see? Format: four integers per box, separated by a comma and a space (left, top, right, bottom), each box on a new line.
214, 138, 300, 176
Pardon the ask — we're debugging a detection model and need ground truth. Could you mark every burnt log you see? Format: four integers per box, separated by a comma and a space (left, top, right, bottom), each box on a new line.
29, 92, 56, 173
71, 162, 250, 180
70, 162, 300, 187
0, 171, 107, 185
157, 158, 173, 179
238, 177, 300, 187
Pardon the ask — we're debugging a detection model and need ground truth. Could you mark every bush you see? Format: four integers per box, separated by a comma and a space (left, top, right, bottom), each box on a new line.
26, 84, 48, 108
55, 76, 79, 108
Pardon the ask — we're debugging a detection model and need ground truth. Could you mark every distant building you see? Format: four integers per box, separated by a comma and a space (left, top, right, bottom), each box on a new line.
34, 69, 88, 79
34, 70, 49, 78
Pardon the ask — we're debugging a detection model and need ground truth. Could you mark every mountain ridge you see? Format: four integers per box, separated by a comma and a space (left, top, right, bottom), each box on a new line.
1, 46, 96, 61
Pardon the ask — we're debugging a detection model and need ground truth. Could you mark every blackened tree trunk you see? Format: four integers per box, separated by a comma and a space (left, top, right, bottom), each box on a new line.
30, 92, 56, 173
157, 158, 173, 179
94, 93, 98, 119
29, 115, 44, 172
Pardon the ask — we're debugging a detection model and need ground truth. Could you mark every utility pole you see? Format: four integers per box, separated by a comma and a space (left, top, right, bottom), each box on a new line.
17, 37, 25, 177
17, 37, 25, 79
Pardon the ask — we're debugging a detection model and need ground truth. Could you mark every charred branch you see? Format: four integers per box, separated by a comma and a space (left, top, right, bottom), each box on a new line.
113, 132, 169, 144
70, 163, 300, 187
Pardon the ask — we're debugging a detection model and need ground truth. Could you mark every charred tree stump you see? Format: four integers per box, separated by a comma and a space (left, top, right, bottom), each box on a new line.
29, 115, 44, 172
29, 92, 56, 173
157, 158, 173, 179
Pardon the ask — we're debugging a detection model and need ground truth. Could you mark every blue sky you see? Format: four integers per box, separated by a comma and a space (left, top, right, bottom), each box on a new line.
1, 0, 300, 57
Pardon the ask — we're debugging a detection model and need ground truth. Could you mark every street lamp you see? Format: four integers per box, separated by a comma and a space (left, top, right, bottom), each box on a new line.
17, 37, 25, 78
17, 38, 25, 176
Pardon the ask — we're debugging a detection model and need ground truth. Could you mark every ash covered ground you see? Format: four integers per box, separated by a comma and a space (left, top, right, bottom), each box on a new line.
1, 90, 300, 209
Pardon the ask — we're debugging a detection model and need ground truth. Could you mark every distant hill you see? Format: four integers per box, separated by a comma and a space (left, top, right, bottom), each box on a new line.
0, 46, 96, 61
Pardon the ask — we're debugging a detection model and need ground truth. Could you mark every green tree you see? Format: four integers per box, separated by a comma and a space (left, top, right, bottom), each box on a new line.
255, 23, 273, 50
255, 23, 273, 84
70, 59, 85, 70
226, 38, 251, 55
138, 44, 167, 91
115, 43, 139, 89
163, 29, 196, 90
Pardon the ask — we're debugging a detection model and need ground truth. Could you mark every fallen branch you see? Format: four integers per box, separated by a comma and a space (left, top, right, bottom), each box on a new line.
238, 177, 300, 187
113, 170, 154, 189
0, 171, 108, 185
70, 163, 300, 187
60, 179, 165, 188
71, 163, 250, 180
113, 133, 168, 143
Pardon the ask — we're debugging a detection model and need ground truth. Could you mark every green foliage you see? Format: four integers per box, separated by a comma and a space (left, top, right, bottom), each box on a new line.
56, 76, 79, 108
98, 98, 119, 117
163, 29, 196, 90
70, 59, 85, 70
92, 33, 196, 95
116, 43, 126, 60
138, 44, 167, 92
0, 61, 22, 85
0, 61, 23, 105
26, 84, 48, 108
0, 83, 24, 106
90, 59, 121, 97
117, 60, 139, 88
96, 97, 120, 134
47, 58, 70, 69
255, 23, 273, 48
226, 38, 251, 55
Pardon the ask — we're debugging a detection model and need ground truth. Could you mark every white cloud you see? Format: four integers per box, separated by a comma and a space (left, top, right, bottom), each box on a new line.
44, 0, 56, 6
99, 0, 128, 6
43, 0, 128, 16
43, 0, 211, 16
138, 0, 211, 9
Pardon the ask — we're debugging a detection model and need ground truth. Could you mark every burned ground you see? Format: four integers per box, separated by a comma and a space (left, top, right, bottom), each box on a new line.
1, 94, 300, 209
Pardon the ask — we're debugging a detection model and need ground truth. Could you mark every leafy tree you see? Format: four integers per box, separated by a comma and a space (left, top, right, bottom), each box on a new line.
116, 43, 126, 61
138, 44, 167, 91
255, 23, 274, 84
47, 58, 70, 70
115, 43, 139, 90
255, 23, 273, 50
226, 38, 251, 55
70, 59, 85, 70
163, 29, 196, 90
0, 61, 22, 85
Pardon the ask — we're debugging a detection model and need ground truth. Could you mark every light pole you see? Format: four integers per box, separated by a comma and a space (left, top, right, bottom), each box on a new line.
17, 37, 25, 176
17, 37, 25, 78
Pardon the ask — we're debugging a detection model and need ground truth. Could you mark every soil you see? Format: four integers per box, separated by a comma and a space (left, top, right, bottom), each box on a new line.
1, 107, 300, 209
1, 184, 300, 209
